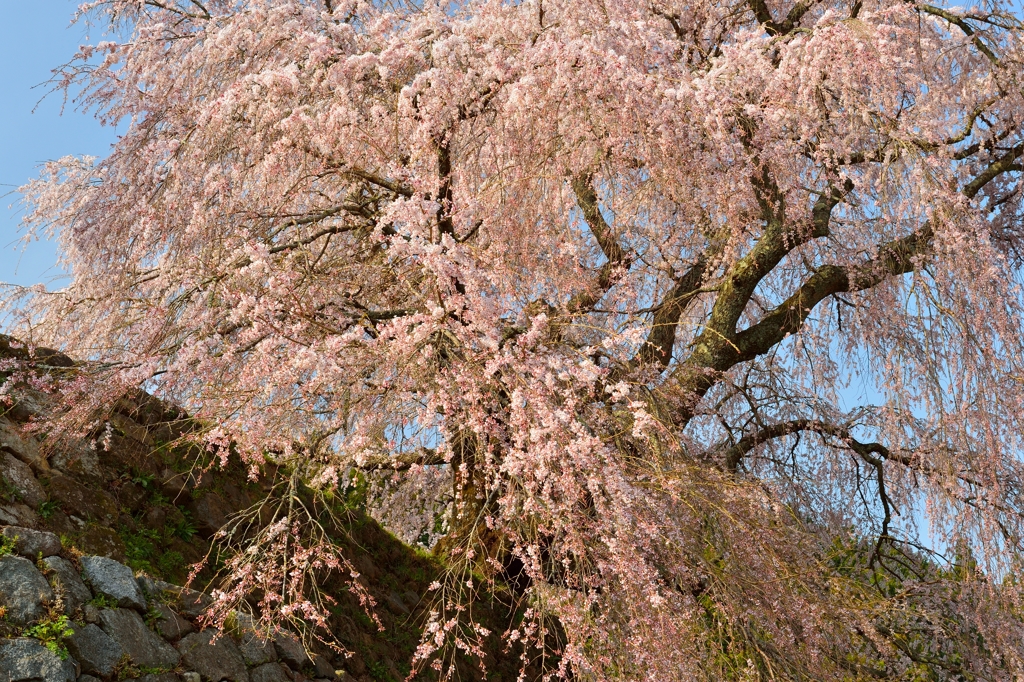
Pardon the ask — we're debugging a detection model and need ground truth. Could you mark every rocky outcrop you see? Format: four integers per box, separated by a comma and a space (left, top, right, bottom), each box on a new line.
177, 631, 247, 682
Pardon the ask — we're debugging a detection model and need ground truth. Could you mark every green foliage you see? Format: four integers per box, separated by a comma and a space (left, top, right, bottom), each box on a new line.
0, 534, 15, 557
38, 500, 59, 521
112, 656, 171, 681
113, 653, 140, 681
169, 510, 197, 541
120, 525, 161, 574
144, 607, 165, 629
23, 615, 74, 660
0, 475, 21, 504
88, 593, 119, 609
156, 550, 185, 579
366, 659, 395, 682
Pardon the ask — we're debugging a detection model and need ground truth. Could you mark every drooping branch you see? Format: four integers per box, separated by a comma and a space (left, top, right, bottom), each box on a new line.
720, 418, 898, 556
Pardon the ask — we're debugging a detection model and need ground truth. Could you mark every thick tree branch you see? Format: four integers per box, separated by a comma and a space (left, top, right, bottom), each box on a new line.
632, 256, 709, 369
566, 174, 633, 314
916, 4, 1000, 64
749, 0, 820, 36
351, 447, 445, 471
344, 167, 414, 198
671, 142, 1021, 427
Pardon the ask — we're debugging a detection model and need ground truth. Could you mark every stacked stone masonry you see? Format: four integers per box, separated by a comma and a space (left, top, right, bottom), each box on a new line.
0, 533, 355, 682
0, 345, 519, 682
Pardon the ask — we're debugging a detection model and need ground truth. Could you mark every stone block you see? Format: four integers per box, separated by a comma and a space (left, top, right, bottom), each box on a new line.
0, 555, 55, 626
41, 556, 93, 615
153, 604, 194, 642
98, 607, 181, 669
176, 588, 212, 619
0, 418, 48, 473
1, 452, 45, 508
177, 631, 249, 682
2, 526, 61, 558
0, 503, 38, 528
187, 492, 230, 540
76, 526, 127, 562
81, 556, 146, 610
65, 622, 125, 678
249, 664, 291, 682
48, 475, 118, 524
137, 575, 179, 604
0, 638, 76, 682
272, 634, 309, 671
233, 613, 275, 666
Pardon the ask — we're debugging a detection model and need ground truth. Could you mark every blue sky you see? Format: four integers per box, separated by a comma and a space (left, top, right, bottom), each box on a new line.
0, 0, 119, 290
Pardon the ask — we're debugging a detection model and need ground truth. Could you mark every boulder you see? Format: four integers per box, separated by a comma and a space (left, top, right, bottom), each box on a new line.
187, 492, 231, 540
137, 576, 180, 604
232, 613, 275, 666
0, 554, 55, 625
81, 556, 147, 610
98, 608, 181, 669
0, 418, 48, 473
176, 588, 212, 619
249, 664, 291, 682
153, 604, 194, 642
65, 622, 125, 678
41, 556, 93, 615
0, 638, 76, 682
2, 526, 61, 558
48, 475, 118, 524
0, 452, 46, 508
177, 631, 249, 682
76, 526, 128, 562
273, 633, 309, 671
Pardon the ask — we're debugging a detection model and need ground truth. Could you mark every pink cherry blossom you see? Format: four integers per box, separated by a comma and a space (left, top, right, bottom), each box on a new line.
9, 0, 1024, 678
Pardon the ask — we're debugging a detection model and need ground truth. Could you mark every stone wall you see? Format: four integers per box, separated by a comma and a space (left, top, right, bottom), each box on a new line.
0, 531, 352, 682
0, 341, 535, 682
